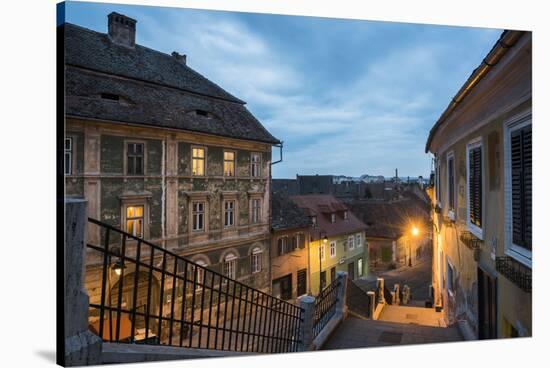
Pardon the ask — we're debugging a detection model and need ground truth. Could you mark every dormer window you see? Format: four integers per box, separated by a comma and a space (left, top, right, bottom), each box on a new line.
196, 109, 209, 117
331, 213, 336, 223
311, 216, 317, 227
344, 211, 348, 220
100, 93, 120, 101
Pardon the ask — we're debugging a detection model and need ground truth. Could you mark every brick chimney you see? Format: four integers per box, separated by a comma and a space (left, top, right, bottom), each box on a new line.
108, 12, 137, 48
172, 51, 187, 65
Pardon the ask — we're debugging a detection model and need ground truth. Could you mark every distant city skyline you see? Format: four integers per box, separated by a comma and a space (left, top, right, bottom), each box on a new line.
66, 2, 501, 178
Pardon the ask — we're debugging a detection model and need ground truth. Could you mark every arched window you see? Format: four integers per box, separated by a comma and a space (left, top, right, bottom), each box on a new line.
223, 253, 238, 280
251, 247, 263, 274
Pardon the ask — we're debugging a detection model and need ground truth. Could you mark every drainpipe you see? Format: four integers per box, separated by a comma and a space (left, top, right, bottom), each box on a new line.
268, 141, 283, 295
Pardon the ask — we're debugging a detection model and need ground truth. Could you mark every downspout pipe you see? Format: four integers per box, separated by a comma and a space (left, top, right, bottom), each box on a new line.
268, 141, 283, 296
425, 30, 525, 153
271, 141, 284, 166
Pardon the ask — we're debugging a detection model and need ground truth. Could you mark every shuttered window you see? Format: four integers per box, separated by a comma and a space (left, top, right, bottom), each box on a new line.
447, 154, 455, 212
468, 144, 483, 229
511, 125, 532, 250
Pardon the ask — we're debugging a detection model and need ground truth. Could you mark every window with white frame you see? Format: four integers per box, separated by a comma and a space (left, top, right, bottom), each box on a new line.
277, 236, 288, 256
251, 198, 261, 224
358, 258, 363, 276
126, 205, 144, 238
355, 233, 362, 247
329, 241, 336, 258
467, 138, 483, 239
343, 211, 348, 220
192, 147, 205, 176
504, 114, 532, 266
348, 235, 355, 250
127, 142, 144, 175
224, 200, 235, 227
447, 151, 455, 216
319, 243, 326, 261
331, 213, 336, 223
251, 152, 261, 177
64, 137, 73, 175
193, 260, 207, 291
251, 247, 262, 273
224, 151, 235, 177
223, 253, 237, 280
192, 201, 205, 231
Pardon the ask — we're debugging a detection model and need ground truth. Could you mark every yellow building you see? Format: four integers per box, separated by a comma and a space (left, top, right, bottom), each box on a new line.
290, 195, 368, 295
426, 31, 531, 338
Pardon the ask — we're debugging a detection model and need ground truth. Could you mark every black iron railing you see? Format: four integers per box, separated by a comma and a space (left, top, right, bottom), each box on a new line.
496, 256, 532, 293
85, 218, 303, 353
346, 280, 371, 319
312, 279, 339, 338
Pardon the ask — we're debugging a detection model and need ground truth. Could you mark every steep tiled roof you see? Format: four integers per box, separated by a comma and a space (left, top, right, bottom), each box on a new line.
271, 191, 312, 231
348, 196, 430, 239
63, 23, 280, 144
290, 195, 367, 238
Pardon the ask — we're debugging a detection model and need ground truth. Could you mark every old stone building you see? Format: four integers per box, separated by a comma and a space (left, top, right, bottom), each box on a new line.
63, 12, 280, 302
270, 191, 312, 301
426, 30, 531, 339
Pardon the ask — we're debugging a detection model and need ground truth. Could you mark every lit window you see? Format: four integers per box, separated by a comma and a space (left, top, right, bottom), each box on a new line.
251, 198, 261, 224
127, 142, 144, 175
223, 253, 237, 280
224, 151, 235, 177
251, 152, 261, 177
224, 200, 235, 227
251, 247, 262, 273
64, 137, 73, 175
192, 202, 205, 231
330, 241, 336, 258
331, 213, 336, 223
192, 147, 205, 176
126, 205, 144, 238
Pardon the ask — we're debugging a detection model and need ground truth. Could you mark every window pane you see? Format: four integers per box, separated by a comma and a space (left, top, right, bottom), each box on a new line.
127, 220, 134, 235
135, 206, 143, 217
127, 206, 134, 218
224, 151, 234, 161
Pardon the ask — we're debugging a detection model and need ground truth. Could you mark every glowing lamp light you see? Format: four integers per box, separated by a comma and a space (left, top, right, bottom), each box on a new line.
412, 226, 420, 237
112, 259, 125, 276
323, 236, 328, 244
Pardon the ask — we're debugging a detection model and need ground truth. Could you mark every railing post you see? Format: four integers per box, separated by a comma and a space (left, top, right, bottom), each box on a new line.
376, 278, 385, 305
367, 291, 376, 318
402, 285, 411, 304
335, 271, 348, 318
393, 284, 400, 305
64, 199, 102, 366
297, 295, 315, 351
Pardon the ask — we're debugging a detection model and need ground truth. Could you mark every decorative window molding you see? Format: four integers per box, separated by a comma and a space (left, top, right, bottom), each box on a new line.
191, 146, 206, 176
223, 199, 236, 228
250, 197, 262, 224
251, 246, 262, 274
503, 111, 532, 267
223, 252, 238, 280
120, 197, 149, 240
355, 233, 362, 247
466, 137, 484, 240
348, 235, 355, 250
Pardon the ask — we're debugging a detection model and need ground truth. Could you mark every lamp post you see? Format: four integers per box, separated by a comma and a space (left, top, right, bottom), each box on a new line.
319, 231, 328, 292
410, 226, 419, 267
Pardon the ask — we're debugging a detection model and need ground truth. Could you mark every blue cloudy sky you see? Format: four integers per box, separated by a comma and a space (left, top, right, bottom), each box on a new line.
64, 1, 501, 179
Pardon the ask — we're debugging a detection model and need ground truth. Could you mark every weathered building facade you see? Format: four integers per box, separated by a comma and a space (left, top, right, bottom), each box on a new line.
63, 12, 280, 303
270, 192, 312, 301
426, 31, 532, 339
290, 195, 368, 295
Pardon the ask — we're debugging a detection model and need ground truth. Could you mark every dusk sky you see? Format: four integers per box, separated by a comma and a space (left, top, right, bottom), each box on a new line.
64, 1, 501, 179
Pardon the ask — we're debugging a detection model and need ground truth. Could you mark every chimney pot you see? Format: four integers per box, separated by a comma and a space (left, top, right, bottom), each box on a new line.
172, 51, 187, 65
108, 12, 137, 48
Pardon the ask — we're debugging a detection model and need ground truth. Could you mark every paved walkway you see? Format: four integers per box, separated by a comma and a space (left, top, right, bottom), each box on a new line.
378, 305, 446, 327
322, 317, 463, 350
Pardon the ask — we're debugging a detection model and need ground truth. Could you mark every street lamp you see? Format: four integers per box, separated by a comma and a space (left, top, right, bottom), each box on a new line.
319, 231, 328, 292
409, 225, 419, 267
